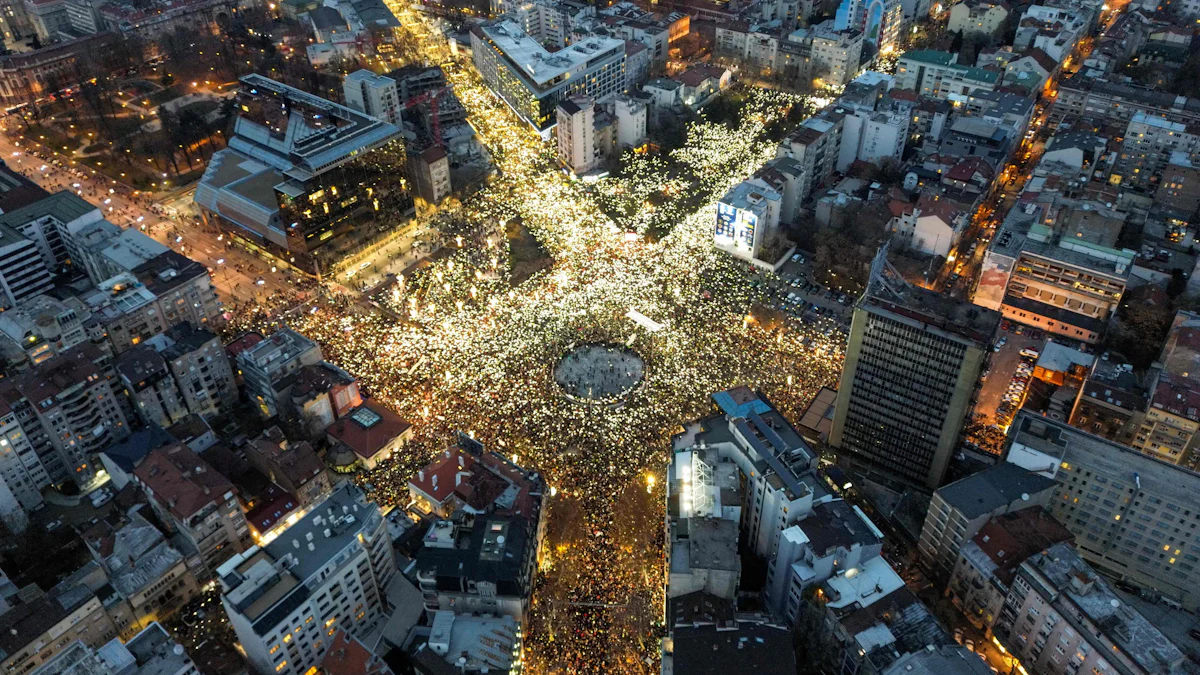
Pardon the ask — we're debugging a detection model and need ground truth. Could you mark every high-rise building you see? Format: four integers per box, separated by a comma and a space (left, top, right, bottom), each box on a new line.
2, 342, 130, 487
831, 250, 1000, 489
470, 20, 626, 133
217, 484, 395, 675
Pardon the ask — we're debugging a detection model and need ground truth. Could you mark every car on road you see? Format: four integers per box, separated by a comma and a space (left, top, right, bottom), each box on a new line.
994, 337, 1007, 352
45, 518, 62, 532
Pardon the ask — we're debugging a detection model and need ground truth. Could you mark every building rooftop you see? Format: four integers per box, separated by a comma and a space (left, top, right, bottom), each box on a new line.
134, 445, 235, 523
0, 190, 96, 231
421, 612, 515, 674
862, 281, 1001, 346
823, 555, 906, 610
667, 593, 795, 675
881, 646, 993, 675
320, 629, 393, 675
1023, 542, 1185, 674
0, 586, 94, 663
799, 499, 882, 555
935, 462, 1056, 520
477, 21, 625, 88
325, 402, 412, 461
962, 507, 1074, 587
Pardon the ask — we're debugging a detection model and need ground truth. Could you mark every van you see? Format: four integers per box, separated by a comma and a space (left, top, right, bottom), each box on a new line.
1020, 348, 1040, 359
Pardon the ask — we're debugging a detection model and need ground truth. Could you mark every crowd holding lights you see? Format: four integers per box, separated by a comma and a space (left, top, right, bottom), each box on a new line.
227, 57, 846, 674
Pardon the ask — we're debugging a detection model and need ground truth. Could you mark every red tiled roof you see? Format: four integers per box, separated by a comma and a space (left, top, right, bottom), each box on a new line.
135, 445, 235, 522
916, 192, 967, 225
225, 332, 264, 360
245, 483, 298, 535
971, 508, 1073, 586
320, 630, 393, 675
946, 156, 996, 182
325, 402, 412, 460
409, 448, 541, 518
1019, 48, 1058, 74
675, 63, 727, 88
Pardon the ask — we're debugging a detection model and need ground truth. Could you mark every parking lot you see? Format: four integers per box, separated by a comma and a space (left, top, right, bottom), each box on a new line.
761, 255, 855, 331
974, 322, 1048, 428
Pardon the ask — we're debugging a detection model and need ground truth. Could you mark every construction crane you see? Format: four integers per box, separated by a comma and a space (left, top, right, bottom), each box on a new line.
404, 87, 447, 149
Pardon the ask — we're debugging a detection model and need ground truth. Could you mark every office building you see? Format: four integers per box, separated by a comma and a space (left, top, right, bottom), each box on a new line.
217, 484, 395, 675
715, 177, 782, 263
917, 463, 1057, 582
1006, 411, 1200, 611
975, 199, 1132, 344
831, 252, 1001, 489
470, 20, 625, 133
237, 327, 324, 419
995, 542, 1185, 675
194, 75, 411, 272
895, 50, 1000, 102
412, 438, 545, 620
342, 69, 401, 125
29, 621, 200, 675
134, 445, 251, 577
946, 507, 1073, 631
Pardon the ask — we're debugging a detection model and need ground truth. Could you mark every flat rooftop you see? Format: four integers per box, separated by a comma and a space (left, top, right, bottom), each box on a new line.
479, 21, 624, 87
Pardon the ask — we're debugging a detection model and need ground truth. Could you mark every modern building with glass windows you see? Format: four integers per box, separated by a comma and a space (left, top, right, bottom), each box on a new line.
470, 20, 626, 134
195, 75, 413, 273
831, 250, 1000, 490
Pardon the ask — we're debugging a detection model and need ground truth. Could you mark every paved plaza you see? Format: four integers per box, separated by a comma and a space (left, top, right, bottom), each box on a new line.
554, 343, 645, 403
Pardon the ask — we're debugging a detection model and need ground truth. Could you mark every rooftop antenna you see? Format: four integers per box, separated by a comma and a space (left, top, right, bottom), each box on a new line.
865, 241, 908, 301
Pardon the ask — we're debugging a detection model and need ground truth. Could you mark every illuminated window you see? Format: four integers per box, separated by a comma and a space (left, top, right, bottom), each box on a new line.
275, 661, 287, 672
269, 644, 280, 655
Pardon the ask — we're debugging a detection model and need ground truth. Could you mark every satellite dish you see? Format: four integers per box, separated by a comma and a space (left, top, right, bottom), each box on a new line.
1021, 493, 1030, 501
174, 644, 185, 656
496, 535, 505, 544
1110, 599, 1120, 609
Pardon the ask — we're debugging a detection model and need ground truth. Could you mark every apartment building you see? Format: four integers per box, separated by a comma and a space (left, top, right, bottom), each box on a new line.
0, 223, 52, 310
1055, 76, 1200, 129
412, 438, 545, 621
471, 20, 626, 133
1069, 353, 1152, 446
836, 77, 911, 172
995, 542, 1185, 675
247, 427, 331, 507
948, 0, 1009, 36
0, 394, 47, 516
917, 463, 1057, 582
895, 50, 1000, 102
29, 622, 200, 675
672, 388, 825, 561
945, 508, 1074, 632
556, 95, 599, 175
5, 342, 129, 487
831, 258, 1001, 490
715, 177, 782, 263
237, 327, 324, 419
408, 146, 452, 207
776, 109, 844, 206
0, 585, 118, 675
1117, 112, 1200, 190
218, 485, 395, 675
1131, 312, 1200, 467
666, 439, 743, 602
342, 69, 401, 125
0, 294, 93, 368
134, 445, 251, 577
1006, 411, 1200, 611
